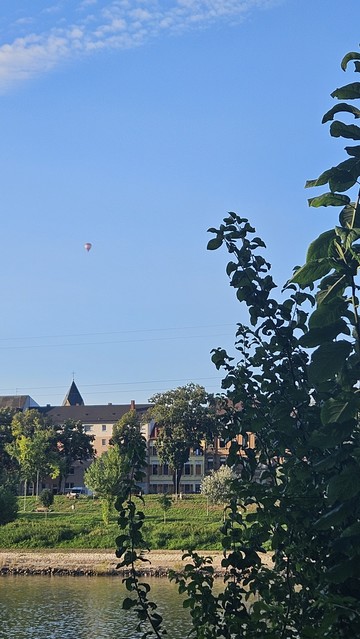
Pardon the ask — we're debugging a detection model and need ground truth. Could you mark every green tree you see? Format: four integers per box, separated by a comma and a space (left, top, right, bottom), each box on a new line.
201, 465, 236, 510
115, 48, 360, 639
0, 408, 18, 489
39, 488, 54, 509
148, 384, 217, 495
84, 446, 126, 524
111, 409, 140, 447
0, 487, 18, 525
6, 429, 57, 498
55, 420, 95, 493
157, 493, 172, 523
11, 409, 52, 438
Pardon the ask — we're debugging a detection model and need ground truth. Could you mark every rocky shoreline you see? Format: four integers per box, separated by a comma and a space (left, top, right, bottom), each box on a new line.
0, 550, 226, 577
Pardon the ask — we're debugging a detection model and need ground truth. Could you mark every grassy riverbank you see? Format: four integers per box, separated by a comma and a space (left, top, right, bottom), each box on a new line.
0, 495, 228, 550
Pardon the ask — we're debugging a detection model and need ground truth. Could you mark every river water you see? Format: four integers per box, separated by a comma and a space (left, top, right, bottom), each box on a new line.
0, 575, 192, 638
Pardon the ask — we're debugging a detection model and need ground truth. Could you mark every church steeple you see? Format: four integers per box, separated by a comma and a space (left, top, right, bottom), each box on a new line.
62, 381, 84, 406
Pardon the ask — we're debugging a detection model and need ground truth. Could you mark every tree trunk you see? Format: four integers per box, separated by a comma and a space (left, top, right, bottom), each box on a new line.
172, 466, 183, 498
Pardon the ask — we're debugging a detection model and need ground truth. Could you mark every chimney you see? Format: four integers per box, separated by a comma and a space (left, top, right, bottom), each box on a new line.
130, 400, 136, 410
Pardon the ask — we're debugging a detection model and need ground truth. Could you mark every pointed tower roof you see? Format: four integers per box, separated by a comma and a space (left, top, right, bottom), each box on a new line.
62, 381, 84, 406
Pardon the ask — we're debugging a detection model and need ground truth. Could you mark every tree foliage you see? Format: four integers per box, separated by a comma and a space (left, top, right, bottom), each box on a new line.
3, 411, 94, 496
111, 409, 140, 447
201, 465, 236, 505
84, 446, 125, 523
39, 488, 54, 509
0, 487, 18, 525
148, 384, 217, 493
114, 47, 360, 639
55, 419, 95, 492
0, 408, 18, 488
157, 493, 172, 523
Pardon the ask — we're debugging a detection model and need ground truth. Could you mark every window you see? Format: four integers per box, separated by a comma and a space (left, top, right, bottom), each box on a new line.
207, 458, 214, 471
69, 467, 75, 475
219, 439, 226, 448
163, 464, 169, 476
195, 464, 202, 476
150, 445, 157, 456
195, 484, 201, 494
184, 464, 193, 476
102, 439, 106, 446
102, 425, 107, 432
152, 464, 158, 475
84, 424, 93, 433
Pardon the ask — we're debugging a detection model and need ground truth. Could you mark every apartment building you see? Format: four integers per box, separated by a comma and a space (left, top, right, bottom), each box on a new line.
0, 381, 254, 495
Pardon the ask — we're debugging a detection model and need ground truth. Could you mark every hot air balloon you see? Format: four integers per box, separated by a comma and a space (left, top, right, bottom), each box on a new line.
84, 243, 92, 252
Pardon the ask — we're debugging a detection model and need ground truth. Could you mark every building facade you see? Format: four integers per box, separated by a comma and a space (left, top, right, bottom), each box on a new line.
0, 381, 254, 495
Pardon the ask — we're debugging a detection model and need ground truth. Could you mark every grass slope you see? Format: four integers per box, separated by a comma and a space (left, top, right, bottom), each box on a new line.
0, 495, 226, 550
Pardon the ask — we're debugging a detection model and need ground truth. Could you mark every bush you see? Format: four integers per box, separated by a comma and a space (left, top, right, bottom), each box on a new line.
39, 489, 54, 509
0, 487, 18, 525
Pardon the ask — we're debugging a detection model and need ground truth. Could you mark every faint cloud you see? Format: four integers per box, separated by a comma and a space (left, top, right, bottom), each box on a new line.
0, 0, 283, 91
14, 17, 35, 26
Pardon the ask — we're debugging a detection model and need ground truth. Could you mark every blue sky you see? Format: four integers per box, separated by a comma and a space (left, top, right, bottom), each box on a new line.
0, 0, 359, 406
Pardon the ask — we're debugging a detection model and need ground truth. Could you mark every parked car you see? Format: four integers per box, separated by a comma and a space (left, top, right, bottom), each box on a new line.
65, 487, 87, 498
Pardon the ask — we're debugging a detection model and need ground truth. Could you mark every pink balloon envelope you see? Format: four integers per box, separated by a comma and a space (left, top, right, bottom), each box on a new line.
84, 243, 92, 252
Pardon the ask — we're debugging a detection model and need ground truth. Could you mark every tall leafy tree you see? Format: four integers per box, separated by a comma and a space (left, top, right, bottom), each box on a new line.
84, 446, 128, 524
0, 408, 18, 489
6, 411, 57, 496
111, 409, 141, 446
6, 429, 57, 496
148, 384, 217, 494
55, 419, 95, 493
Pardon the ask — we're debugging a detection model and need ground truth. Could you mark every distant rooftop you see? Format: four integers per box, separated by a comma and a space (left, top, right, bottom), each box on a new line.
0, 395, 39, 411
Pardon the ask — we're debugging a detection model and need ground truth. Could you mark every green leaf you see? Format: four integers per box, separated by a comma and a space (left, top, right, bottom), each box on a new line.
321, 396, 359, 425
339, 203, 360, 228
309, 297, 349, 328
331, 82, 360, 100
316, 274, 347, 305
322, 102, 360, 123
326, 559, 360, 584
122, 597, 136, 610
329, 170, 358, 193
305, 169, 333, 188
330, 120, 360, 141
226, 261, 237, 276
314, 502, 349, 529
308, 340, 352, 383
306, 230, 336, 261
328, 466, 360, 503
308, 193, 351, 208
341, 51, 360, 71
291, 258, 331, 287
345, 145, 360, 157
299, 319, 350, 347
207, 236, 223, 250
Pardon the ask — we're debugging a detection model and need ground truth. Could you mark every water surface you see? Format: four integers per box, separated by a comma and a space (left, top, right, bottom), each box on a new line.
0, 575, 190, 639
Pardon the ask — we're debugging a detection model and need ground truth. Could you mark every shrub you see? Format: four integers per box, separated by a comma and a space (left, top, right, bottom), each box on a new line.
39, 489, 54, 509
0, 487, 18, 525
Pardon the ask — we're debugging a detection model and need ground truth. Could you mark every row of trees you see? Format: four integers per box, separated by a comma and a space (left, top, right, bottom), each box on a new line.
0, 408, 94, 499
